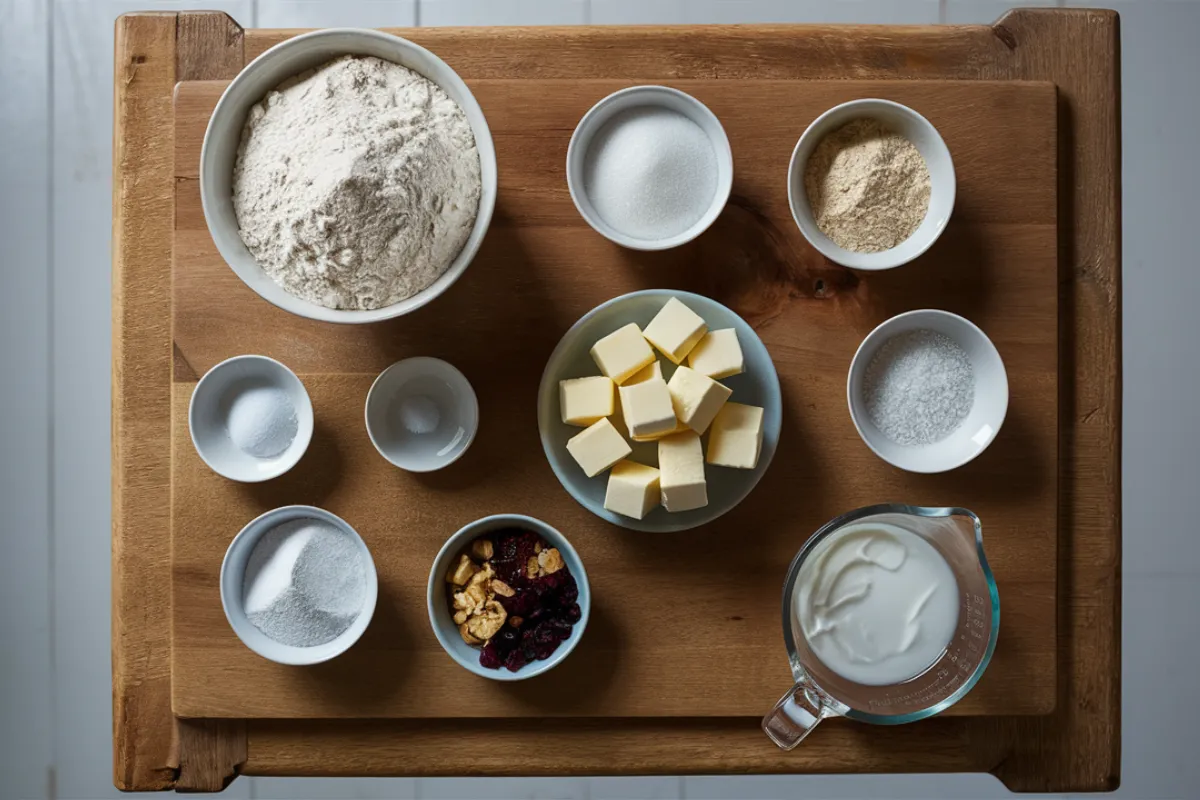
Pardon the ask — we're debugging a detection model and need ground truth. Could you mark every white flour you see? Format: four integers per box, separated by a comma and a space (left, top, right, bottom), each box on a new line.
233, 55, 481, 310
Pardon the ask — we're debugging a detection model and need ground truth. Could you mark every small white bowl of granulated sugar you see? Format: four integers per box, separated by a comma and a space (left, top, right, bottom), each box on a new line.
788, 99, 955, 271
847, 309, 1008, 473
221, 505, 378, 665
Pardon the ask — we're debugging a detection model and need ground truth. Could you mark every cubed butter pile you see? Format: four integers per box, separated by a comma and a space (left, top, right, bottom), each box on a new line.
559, 296, 764, 520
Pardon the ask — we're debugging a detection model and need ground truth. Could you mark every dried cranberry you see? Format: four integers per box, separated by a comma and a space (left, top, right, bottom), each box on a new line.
479, 640, 502, 670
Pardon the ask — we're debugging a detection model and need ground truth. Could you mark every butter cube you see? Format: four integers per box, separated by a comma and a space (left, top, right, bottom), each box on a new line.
687, 328, 744, 380
667, 365, 733, 434
624, 360, 663, 385
631, 418, 689, 443
707, 402, 765, 469
565, 417, 631, 477
604, 460, 661, 519
590, 323, 656, 384
618, 377, 677, 439
643, 297, 708, 364
559, 376, 615, 427
658, 431, 707, 512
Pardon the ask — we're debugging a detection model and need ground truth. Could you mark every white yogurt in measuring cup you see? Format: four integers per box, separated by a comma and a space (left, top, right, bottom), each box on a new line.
793, 522, 959, 686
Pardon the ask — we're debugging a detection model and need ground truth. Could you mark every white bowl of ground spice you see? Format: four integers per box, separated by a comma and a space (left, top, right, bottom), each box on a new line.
201, 28, 496, 324
788, 99, 954, 271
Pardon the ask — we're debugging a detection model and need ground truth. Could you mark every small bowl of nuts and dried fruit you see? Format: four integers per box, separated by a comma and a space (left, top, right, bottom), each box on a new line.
426, 514, 590, 680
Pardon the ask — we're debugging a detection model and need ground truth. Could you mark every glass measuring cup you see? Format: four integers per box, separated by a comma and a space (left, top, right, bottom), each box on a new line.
762, 504, 999, 749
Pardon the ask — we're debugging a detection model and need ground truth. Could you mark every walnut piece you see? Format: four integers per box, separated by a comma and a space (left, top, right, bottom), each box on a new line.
453, 609, 469, 625
470, 539, 494, 561
490, 579, 515, 597
538, 548, 565, 575
446, 553, 478, 586
459, 623, 483, 645
465, 600, 507, 641
526, 556, 541, 579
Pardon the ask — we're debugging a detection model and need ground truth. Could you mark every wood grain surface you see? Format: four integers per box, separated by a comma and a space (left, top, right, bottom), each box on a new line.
114, 9, 1120, 792
171, 77, 1058, 722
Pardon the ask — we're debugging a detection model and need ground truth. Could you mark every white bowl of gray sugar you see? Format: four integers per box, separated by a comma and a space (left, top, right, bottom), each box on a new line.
847, 309, 1008, 473
221, 506, 378, 665
200, 28, 497, 324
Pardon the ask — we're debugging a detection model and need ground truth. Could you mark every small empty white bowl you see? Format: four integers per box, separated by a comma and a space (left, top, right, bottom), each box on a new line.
220, 505, 378, 665
847, 309, 1008, 473
189, 354, 314, 482
365, 357, 479, 472
566, 85, 733, 250
788, 98, 955, 271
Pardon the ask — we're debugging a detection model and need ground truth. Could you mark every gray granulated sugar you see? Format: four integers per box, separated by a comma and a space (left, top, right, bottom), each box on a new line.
863, 329, 975, 446
242, 518, 367, 647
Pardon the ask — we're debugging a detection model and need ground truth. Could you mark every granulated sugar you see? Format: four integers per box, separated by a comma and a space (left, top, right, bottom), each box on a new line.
242, 518, 366, 647
863, 329, 974, 446
583, 107, 717, 240
227, 385, 297, 458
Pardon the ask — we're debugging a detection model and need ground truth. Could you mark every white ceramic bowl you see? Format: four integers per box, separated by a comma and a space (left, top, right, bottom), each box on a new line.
847, 310, 1008, 473
200, 28, 497, 324
788, 98, 955, 271
426, 514, 590, 681
221, 505, 378, 665
365, 357, 479, 472
538, 290, 782, 532
566, 85, 733, 251
189, 354, 313, 482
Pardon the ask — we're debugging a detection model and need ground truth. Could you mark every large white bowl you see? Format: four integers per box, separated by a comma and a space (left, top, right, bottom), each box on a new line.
200, 28, 497, 324
847, 309, 1008, 473
788, 98, 955, 271
538, 290, 782, 532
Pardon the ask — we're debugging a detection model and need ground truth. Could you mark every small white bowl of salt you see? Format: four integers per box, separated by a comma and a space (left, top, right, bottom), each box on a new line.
189, 354, 314, 482
567, 85, 733, 250
221, 505, 378, 665
847, 309, 1008, 474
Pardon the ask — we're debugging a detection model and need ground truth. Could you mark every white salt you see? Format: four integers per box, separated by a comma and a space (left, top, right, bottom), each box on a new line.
398, 394, 440, 435
583, 106, 718, 241
863, 329, 975, 446
242, 519, 366, 647
227, 385, 297, 458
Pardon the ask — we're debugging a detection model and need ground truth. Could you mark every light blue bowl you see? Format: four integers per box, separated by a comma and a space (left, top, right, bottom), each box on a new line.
538, 290, 782, 532
426, 514, 590, 681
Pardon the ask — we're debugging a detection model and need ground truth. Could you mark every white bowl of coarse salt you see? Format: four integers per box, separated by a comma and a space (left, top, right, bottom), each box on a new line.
189, 354, 314, 482
847, 310, 1008, 473
200, 28, 497, 324
221, 506, 378, 665
788, 98, 955, 271
567, 85, 733, 250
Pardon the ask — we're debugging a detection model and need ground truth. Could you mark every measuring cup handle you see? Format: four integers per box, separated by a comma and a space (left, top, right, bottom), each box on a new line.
762, 681, 830, 750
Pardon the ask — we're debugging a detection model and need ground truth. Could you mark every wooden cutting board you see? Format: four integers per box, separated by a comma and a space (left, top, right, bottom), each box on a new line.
170, 77, 1058, 720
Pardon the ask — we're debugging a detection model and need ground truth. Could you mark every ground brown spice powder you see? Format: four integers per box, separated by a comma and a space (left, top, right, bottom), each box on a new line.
803, 118, 931, 253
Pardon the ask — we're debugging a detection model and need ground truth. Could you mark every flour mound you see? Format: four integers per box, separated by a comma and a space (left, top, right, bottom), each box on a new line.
232, 55, 481, 310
